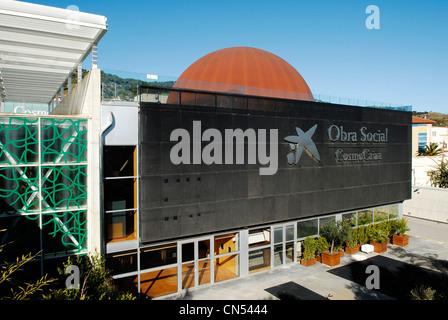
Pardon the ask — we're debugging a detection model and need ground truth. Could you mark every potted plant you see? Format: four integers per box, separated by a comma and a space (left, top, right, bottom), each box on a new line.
368, 224, 389, 253
319, 220, 342, 267
356, 226, 369, 246
301, 236, 317, 266
345, 227, 360, 254
316, 236, 329, 263
392, 218, 410, 246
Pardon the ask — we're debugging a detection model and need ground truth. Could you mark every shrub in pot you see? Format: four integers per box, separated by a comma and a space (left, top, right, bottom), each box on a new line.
392, 218, 410, 246
356, 226, 369, 246
301, 236, 317, 266
315, 236, 329, 263
319, 220, 342, 267
368, 225, 389, 253
345, 227, 360, 254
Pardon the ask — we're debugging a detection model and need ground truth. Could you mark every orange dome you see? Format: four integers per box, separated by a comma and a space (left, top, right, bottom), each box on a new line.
172, 47, 313, 101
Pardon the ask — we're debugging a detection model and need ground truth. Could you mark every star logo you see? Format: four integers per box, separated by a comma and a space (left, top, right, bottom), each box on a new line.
284, 124, 321, 164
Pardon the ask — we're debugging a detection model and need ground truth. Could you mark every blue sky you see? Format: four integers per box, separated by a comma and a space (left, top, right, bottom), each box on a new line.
27, 0, 448, 113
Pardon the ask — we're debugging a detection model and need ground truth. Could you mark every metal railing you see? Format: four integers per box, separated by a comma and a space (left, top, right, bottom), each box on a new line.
100, 69, 412, 112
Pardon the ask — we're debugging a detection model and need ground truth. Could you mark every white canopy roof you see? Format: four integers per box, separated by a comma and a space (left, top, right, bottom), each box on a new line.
0, 0, 107, 104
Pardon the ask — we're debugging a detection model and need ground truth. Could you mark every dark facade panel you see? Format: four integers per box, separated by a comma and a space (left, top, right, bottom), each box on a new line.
139, 99, 412, 243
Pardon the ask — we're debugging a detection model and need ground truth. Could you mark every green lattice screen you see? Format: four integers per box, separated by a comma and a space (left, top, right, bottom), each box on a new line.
0, 117, 88, 254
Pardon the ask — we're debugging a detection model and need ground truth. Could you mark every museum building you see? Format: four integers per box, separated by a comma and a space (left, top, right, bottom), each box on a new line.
0, 1, 411, 299
102, 47, 411, 298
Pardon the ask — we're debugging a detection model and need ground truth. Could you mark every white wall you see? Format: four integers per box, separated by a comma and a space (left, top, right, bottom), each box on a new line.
101, 101, 139, 145
412, 155, 446, 186
403, 186, 448, 223
51, 69, 104, 255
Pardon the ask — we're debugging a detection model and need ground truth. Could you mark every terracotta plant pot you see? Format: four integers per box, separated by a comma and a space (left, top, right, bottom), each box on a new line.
371, 241, 387, 253
321, 251, 340, 267
301, 258, 317, 267
339, 250, 345, 257
393, 234, 409, 247
345, 245, 360, 254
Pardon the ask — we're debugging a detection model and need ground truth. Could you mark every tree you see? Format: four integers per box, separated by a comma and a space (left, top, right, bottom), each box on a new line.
417, 142, 442, 156
319, 220, 350, 253
0, 230, 54, 300
428, 159, 448, 188
43, 252, 136, 300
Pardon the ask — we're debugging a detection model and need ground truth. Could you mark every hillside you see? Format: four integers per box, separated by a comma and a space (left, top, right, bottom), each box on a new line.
413, 111, 448, 127
100, 71, 175, 101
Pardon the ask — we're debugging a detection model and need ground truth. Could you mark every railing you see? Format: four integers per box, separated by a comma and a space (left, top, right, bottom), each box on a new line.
100, 69, 412, 112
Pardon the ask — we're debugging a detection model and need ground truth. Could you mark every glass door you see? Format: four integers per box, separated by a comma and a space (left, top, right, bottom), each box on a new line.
273, 223, 296, 267
179, 238, 212, 290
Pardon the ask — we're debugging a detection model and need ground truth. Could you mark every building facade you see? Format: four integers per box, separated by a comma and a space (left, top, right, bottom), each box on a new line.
103, 82, 411, 298
0, 2, 412, 300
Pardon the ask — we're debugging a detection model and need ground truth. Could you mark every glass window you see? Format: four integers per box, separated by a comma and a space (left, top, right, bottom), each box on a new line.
274, 227, 283, 244
319, 216, 335, 228
297, 219, 318, 239
389, 204, 399, 219
214, 254, 239, 283
41, 165, 87, 210
140, 267, 178, 298
140, 243, 177, 270
249, 248, 271, 273
0, 215, 40, 263
182, 242, 195, 263
41, 118, 88, 164
198, 260, 211, 286
374, 206, 389, 222
0, 166, 40, 214
114, 275, 138, 296
198, 239, 210, 259
214, 232, 239, 255
104, 146, 136, 177
0, 117, 39, 165
285, 242, 294, 264
42, 210, 87, 256
249, 228, 270, 248
274, 244, 283, 266
182, 262, 195, 289
105, 210, 137, 242
104, 178, 137, 211
342, 212, 357, 227
357, 209, 373, 225
106, 250, 138, 275
286, 225, 294, 242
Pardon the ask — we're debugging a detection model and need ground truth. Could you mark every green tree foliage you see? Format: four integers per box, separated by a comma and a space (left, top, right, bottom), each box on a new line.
302, 237, 317, 260
101, 71, 175, 101
43, 252, 136, 300
417, 142, 442, 156
428, 159, 448, 188
410, 285, 444, 300
319, 220, 350, 253
0, 230, 54, 300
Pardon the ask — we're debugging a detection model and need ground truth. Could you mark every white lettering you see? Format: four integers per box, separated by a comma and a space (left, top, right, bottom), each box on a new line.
13, 105, 48, 115
365, 5, 380, 30
329, 125, 388, 143
169, 121, 278, 175
335, 149, 382, 162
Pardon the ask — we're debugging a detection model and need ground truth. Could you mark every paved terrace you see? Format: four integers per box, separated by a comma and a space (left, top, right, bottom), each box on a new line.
159, 216, 448, 300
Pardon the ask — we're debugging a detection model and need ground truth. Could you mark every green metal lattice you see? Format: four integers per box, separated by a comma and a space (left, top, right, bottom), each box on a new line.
0, 117, 88, 254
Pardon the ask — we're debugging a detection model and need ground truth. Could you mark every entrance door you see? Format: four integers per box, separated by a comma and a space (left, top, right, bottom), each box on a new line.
273, 223, 296, 267
179, 238, 212, 290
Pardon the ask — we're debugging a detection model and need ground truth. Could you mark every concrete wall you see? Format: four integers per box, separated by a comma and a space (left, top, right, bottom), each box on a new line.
412, 155, 446, 186
403, 186, 448, 223
51, 69, 103, 255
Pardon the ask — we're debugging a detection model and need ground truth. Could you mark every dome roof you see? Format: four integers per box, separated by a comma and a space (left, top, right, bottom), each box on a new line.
172, 47, 313, 101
